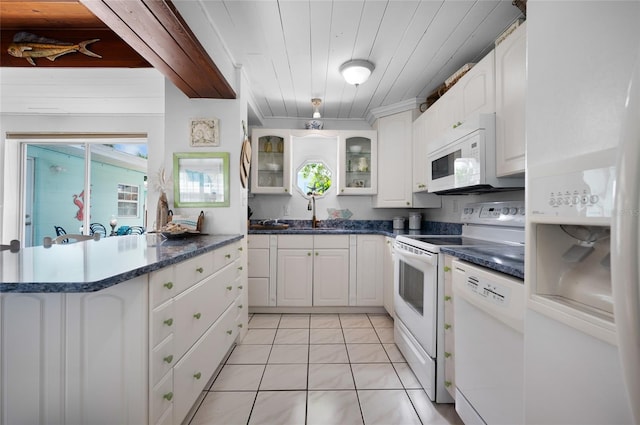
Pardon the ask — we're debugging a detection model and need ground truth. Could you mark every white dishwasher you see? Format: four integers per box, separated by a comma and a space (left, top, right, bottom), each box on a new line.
452, 259, 525, 425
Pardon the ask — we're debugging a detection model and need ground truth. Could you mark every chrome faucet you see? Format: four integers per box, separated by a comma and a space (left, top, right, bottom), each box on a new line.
307, 192, 319, 228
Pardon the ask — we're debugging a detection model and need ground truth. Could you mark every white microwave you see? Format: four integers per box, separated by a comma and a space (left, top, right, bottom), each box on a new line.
426, 113, 524, 194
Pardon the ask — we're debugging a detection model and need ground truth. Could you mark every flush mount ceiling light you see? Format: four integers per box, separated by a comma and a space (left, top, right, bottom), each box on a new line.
339, 60, 375, 86
311, 98, 322, 118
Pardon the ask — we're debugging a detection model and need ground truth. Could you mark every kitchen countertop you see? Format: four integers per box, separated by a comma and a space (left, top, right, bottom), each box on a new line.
0, 234, 243, 293
440, 245, 525, 279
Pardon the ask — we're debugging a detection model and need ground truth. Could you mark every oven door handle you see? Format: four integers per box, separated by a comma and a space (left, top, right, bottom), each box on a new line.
397, 249, 437, 266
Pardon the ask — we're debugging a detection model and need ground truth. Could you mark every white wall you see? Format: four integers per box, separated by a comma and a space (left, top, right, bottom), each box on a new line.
163, 71, 248, 235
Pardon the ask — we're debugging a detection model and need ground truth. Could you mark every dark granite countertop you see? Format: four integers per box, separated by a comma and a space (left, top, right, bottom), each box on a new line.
0, 234, 243, 293
440, 245, 525, 280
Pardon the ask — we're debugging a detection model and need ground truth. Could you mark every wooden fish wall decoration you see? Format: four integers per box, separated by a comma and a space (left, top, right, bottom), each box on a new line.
7, 32, 102, 66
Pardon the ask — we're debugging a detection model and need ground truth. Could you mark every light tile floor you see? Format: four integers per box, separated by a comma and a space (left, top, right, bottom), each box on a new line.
188, 313, 463, 425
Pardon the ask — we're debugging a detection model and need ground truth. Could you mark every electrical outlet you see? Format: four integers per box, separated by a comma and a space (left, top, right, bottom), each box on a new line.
283, 205, 290, 216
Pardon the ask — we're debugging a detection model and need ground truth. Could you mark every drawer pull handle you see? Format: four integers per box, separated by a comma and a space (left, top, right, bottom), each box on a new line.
238, 285, 243, 290
193, 372, 202, 380
307, 252, 311, 256
163, 355, 174, 364
238, 266, 243, 271
238, 247, 243, 251
315, 252, 319, 256
444, 295, 451, 301
225, 254, 231, 259
164, 318, 173, 327
163, 392, 173, 401
226, 285, 233, 291
163, 282, 173, 290
196, 267, 204, 273
226, 330, 233, 335
444, 323, 451, 330
193, 312, 202, 319
238, 304, 243, 309
444, 381, 452, 388
238, 323, 243, 328
443, 266, 451, 272
444, 352, 452, 358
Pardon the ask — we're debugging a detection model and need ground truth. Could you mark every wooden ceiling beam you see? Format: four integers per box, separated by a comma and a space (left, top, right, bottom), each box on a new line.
80, 0, 235, 99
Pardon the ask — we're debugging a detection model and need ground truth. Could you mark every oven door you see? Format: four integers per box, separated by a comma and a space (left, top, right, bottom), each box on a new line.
394, 246, 438, 357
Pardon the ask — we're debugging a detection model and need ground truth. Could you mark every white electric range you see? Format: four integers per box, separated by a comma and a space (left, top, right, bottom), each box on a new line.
393, 201, 525, 403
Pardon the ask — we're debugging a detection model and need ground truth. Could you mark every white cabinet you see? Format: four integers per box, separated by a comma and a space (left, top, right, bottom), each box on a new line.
442, 255, 455, 399
412, 108, 432, 193
338, 131, 378, 195
383, 237, 395, 317
355, 235, 384, 306
65, 276, 148, 425
495, 22, 527, 176
373, 110, 415, 208
1, 293, 65, 425
250, 129, 291, 194
276, 235, 350, 307
248, 234, 271, 307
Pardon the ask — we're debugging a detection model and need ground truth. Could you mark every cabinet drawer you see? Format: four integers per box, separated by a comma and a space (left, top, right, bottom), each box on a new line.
173, 304, 238, 424
248, 248, 269, 277
150, 370, 173, 425
314, 235, 349, 249
155, 405, 173, 425
248, 234, 270, 249
213, 241, 242, 270
150, 266, 177, 309
151, 299, 175, 349
151, 334, 176, 387
277, 235, 313, 249
174, 251, 216, 294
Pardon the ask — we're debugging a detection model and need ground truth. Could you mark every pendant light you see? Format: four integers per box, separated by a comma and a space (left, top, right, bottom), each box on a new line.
311, 98, 322, 118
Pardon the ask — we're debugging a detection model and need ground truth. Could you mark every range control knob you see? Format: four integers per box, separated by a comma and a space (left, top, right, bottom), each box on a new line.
502, 207, 509, 214
590, 195, 599, 204
509, 207, 518, 215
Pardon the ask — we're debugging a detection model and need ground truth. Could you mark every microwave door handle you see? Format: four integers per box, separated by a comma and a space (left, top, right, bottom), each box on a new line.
398, 250, 437, 266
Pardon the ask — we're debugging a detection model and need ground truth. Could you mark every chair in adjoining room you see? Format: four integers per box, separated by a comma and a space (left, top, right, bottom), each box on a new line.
89, 223, 107, 237
0, 240, 20, 253
125, 226, 146, 235
43, 233, 100, 248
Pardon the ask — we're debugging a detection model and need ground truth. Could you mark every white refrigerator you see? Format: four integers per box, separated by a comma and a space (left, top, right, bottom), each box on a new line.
525, 2, 639, 424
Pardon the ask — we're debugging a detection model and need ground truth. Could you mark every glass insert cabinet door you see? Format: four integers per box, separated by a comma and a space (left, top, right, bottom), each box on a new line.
250, 129, 291, 194
338, 130, 377, 195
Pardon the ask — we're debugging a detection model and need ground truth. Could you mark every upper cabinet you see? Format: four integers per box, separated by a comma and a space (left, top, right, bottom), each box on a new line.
412, 107, 433, 192
338, 131, 378, 195
250, 129, 291, 194
495, 21, 527, 176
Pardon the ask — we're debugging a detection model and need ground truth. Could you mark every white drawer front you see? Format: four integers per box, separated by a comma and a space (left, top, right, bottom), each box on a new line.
150, 266, 177, 309
151, 300, 175, 349
248, 234, 270, 249
277, 235, 313, 249
213, 241, 242, 270
155, 405, 173, 425
314, 235, 350, 249
150, 370, 173, 425
174, 251, 216, 294
151, 334, 176, 387
248, 248, 269, 277
173, 304, 238, 424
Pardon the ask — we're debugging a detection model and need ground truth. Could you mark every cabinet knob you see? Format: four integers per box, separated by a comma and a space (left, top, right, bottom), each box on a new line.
238, 247, 243, 252
444, 352, 452, 358
238, 266, 243, 271
193, 312, 202, 319
163, 281, 173, 290
444, 295, 451, 302
443, 266, 451, 272
163, 318, 173, 326
163, 355, 174, 364
163, 392, 174, 401
406, 202, 410, 206
307, 252, 311, 256
444, 381, 452, 388
238, 285, 243, 290
196, 267, 204, 273
238, 323, 243, 328
193, 372, 202, 380
226, 330, 233, 335
226, 285, 233, 291
284, 188, 288, 192
225, 254, 231, 259
341, 189, 345, 193
444, 323, 451, 330
238, 304, 243, 309
315, 252, 319, 256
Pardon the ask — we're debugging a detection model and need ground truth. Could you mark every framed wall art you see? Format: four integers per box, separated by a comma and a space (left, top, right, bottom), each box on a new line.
190, 118, 220, 147
173, 152, 229, 207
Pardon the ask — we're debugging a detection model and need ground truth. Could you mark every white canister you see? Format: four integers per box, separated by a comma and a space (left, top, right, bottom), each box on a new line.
409, 212, 422, 230
393, 216, 405, 230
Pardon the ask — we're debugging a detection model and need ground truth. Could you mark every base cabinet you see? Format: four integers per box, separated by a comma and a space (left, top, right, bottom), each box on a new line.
355, 235, 384, 306
277, 248, 314, 306
442, 255, 456, 399
383, 237, 395, 316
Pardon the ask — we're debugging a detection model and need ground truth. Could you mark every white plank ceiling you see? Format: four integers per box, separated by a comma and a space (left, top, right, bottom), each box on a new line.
187, 0, 523, 121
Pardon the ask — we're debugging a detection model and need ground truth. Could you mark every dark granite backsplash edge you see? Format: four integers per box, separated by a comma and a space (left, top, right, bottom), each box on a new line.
249, 219, 462, 235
